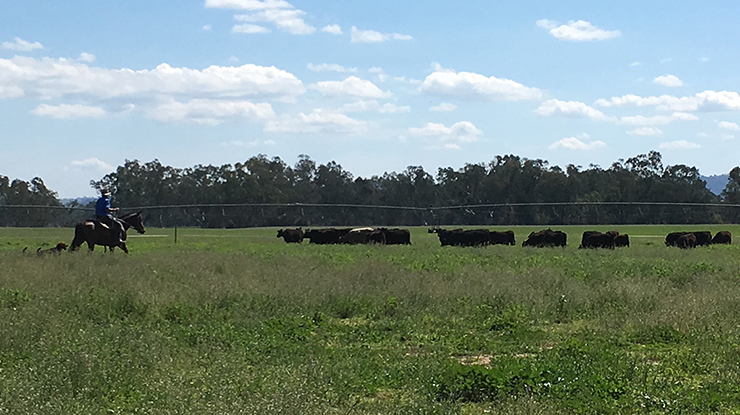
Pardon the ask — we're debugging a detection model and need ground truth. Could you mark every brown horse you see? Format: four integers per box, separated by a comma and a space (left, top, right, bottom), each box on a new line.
70, 211, 146, 253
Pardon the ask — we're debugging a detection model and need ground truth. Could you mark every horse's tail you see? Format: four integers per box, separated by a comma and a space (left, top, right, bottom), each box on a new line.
70, 222, 88, 251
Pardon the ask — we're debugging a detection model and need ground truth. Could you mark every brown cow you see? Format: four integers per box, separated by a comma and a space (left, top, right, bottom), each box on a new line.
676, 233, 697, 249
711, 231, 732, 245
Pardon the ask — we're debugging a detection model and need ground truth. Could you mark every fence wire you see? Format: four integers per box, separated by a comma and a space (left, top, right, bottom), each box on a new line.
1, 202, 740, 227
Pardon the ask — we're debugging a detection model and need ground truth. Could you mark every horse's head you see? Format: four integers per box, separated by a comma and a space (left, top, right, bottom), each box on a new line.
121, 211, 146, 234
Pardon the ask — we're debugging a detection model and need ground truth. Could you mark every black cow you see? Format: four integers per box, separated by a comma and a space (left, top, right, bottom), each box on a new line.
303, 228, 351, 244
711, 231, 732, 245
580, 231, 615, 249
614, 234, 630, 247
277, 228, 304, 243
379, 228, 411, 245
665, 232, 688, 247
523, 229, 567, 247
488, 230, 515, 246
434, 228, 489, 247
693, 231, 712, 247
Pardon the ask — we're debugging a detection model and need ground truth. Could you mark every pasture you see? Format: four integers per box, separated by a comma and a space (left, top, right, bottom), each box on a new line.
2, 225, 740, 414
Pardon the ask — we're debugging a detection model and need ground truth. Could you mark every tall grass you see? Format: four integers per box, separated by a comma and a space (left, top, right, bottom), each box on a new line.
1, 226, 740, 413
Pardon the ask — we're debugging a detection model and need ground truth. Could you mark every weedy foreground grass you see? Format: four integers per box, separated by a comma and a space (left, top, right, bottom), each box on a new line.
2, 225, 740, 414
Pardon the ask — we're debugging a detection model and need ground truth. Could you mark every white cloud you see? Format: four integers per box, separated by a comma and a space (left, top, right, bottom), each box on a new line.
350, 27, 413, 43
722, 134, 735, 141
337, 100, 409, 114
536, 99, 616, 122
338, 100, 380, 113
70, 158, 114, 172
595, 94, 704, 112
0, 56, 305, 101
2, 37, 43, 51
232, 23, 271, 33
627, 127, 663, 136
430, 103, 458, 112
321, 24, 343, 35
264, 109, 368, 134
549, 134, 606, 150
78, 53, 96, 63
719, 121, 740, 131
203, 24, 213, 31
235, 9, 314, 35
222, 139, 277, 147
422, 67, 543, 101
0, 85, 24, 98
32, 104, 106, 119
654, 74, 683, 87
205, 0, 293, 10
699, 57, 710, 63
596, 91, 740, 113
536, 19, 620, 41
698, 90, 740, 111
378, 103, 410, 114
311, 76, 391, 98
629, 62, 641, 67
659, 140, 701, 150
620, 112, 698, 126
409, 121, 483, 147
307, 63, 357, 73
147, 99, 275, 125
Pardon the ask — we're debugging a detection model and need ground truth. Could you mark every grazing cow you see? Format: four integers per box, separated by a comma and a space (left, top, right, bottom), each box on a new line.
368, 229, 387, 244
523, 229, 567, 247
36, 242, 68, 256
614, 234, 630, 247
665, 232, 688, 247
580, 232, 616, 249
580, 231, 602, 248
676, 233, 697, 249
379, 228, 411, 245
303, 228, 351, 244
488, 230, 515, 246
339, 228, 375, 244
277, 228, 304, 243
711, 231, 732, 245
434, 228, 489, 247
692, 231, 712, 247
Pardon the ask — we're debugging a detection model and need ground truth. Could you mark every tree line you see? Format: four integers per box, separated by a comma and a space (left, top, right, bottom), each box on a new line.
3, 151, 740, 227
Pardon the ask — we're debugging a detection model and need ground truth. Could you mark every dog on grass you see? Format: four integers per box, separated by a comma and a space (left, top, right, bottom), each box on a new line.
36, 242, 69, 256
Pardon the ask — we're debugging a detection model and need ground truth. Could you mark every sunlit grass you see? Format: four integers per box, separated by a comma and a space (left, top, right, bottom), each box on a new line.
1, 225, 740, 413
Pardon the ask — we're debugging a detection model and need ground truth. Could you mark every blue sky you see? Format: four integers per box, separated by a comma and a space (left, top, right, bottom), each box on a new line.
2, 0, 739, 197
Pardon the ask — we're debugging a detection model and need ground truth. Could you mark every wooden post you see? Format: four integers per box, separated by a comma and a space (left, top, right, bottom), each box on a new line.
174, 226, 178, 244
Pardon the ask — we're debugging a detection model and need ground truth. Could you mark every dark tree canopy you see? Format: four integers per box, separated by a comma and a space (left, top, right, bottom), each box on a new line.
2, 151, 739, 227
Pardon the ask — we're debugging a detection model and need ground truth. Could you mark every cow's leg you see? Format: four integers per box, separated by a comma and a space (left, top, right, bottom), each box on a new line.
119, 243, 129, 254
87, 242, 95, 252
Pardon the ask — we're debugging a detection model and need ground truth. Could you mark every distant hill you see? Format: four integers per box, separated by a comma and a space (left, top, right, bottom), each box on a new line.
701, 174, 729, 195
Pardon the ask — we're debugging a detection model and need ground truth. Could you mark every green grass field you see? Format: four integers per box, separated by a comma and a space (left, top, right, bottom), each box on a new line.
2, 225, 740, 414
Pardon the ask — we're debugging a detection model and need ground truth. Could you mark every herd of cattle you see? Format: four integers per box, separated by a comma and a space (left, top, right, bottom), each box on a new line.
277, 227, 411, 245
277, 227, 732, 249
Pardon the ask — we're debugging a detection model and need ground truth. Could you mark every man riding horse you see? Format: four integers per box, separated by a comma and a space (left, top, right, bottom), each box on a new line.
95, 188, 124, 244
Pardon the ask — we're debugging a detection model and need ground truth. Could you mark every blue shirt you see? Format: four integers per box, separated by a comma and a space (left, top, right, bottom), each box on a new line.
95, 195, 111, 217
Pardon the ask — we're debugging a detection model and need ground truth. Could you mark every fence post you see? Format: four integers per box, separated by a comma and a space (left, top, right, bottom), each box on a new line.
174, 226, 178, 244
